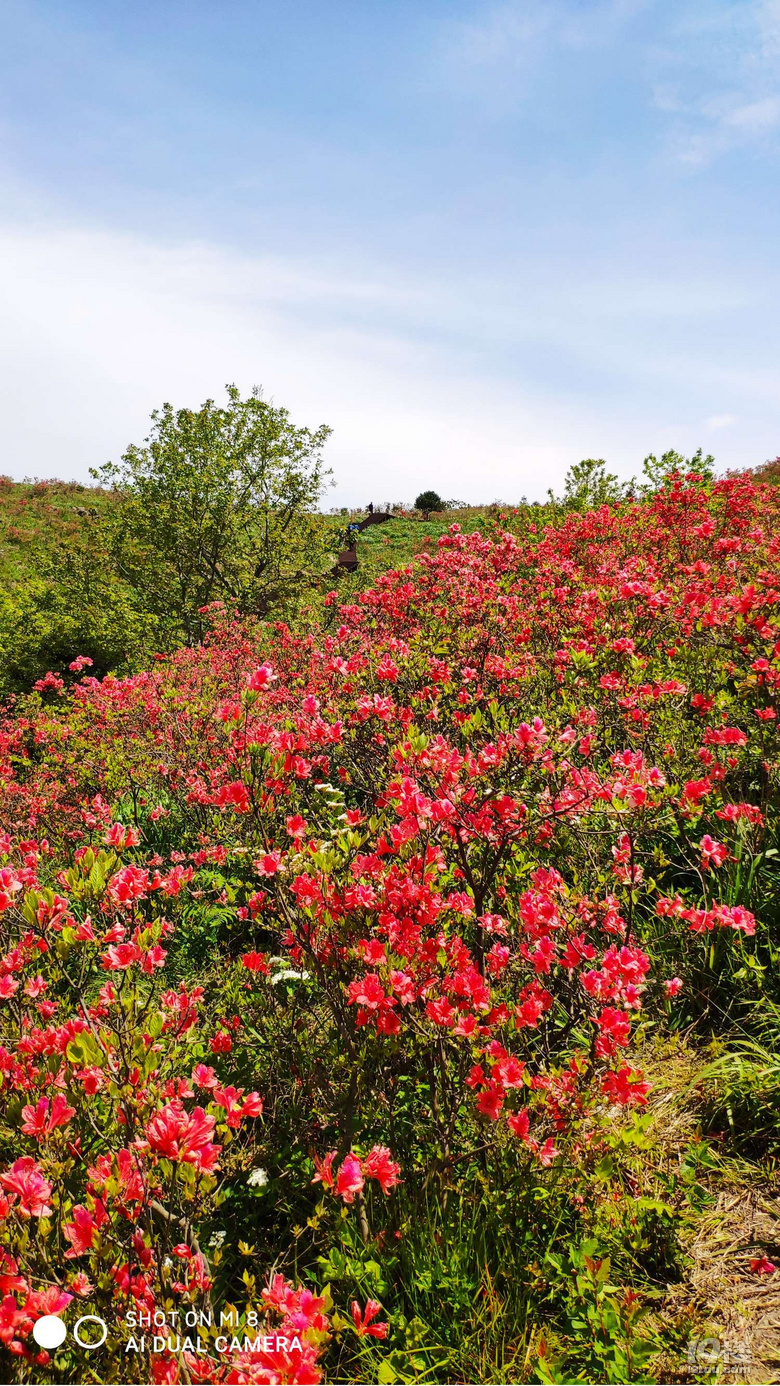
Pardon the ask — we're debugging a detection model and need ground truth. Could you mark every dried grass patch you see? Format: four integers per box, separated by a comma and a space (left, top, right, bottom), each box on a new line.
642, 1040, 780, 1384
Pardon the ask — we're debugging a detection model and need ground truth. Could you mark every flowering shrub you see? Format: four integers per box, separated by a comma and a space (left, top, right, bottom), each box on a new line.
0, 470, 778, 1381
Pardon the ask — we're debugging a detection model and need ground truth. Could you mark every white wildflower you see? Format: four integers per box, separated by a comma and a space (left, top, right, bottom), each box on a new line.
270, 969, 310, 984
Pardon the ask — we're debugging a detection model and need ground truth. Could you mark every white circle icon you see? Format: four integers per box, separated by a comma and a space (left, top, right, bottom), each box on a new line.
33, 1316, 67, 1350
73, 1315, 108, 1349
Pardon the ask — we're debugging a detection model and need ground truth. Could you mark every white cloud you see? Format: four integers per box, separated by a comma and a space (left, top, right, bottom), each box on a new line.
726, 93, 780, 131
758, 0, 780, 56
433, 0, 648, 111
706, 413, 737, 429
677, 90, 780, 167
0, 217, 774, 505
441, 0, 646, 69
444, 2, 550, 70
654, 2, 780, 167
0, 220, 574, 504
436, 1, 780, 166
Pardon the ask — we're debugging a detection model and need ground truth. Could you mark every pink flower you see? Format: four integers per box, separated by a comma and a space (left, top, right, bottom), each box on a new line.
33, 671, 65, 693
347, 973, 391, 1011
363, 1145, 401, 1194
596, 1007, 631, 1045
248, 664, 277, 691
486, 942, 510, 975
192, 1064, 218, 1089
536, 1137, 560, 1167
477, 1082, 505, 1120
63, 1205, 95, 1258
103, 822, 140, 849
335, 1153, 364, 1203
21, 1093, 76, 1137
664, 977, 683, 996
426, 997, 456, 1027
214, 781, 251, 813
312, 1151, 336, 1190
0, 869, 22, 912
262, 1272, 296, 1313
240, 1092, 264, 1118
145, 1102, 220, 1173
256, 852, 282, 877
700, 835, 728, 869
101, 942, 143, 970
507, 1109, 530, 1139
240, 951, 268, 974
150, 1357, 179, 1384
750, 1256, 776, 1275
0, 1157, 53, 1217
497, 1055, 525, 1088
601, 1065, 651, 1106
351, 1299, 388, 1338
107, 864, 150, 906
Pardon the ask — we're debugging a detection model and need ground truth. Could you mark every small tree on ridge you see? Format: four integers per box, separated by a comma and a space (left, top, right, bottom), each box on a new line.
93, 385, 332, 644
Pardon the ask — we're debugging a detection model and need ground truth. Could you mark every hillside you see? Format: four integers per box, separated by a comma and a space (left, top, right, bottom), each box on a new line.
0, 477, 502, 588
0, 470, 778, 1384
0, 479, 511, 696
0, 477, 116, 585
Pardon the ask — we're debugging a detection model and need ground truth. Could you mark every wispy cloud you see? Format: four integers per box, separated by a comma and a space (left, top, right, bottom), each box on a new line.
441, 0, 646, 67
432, 0, 648, 111
0, 220, 574, 504
726, 93, 780, 132
674, 92, 780, 167
443, 1, 551, 70
0, 214, 773, 503
438, 0, 780, 167
652, 1, 780, 167
0, 2, 777, 501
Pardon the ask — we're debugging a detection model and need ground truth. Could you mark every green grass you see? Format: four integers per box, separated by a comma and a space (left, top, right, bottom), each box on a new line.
0, 479, 508, 598
0, 477, 116, 585
321, 506, 510, 586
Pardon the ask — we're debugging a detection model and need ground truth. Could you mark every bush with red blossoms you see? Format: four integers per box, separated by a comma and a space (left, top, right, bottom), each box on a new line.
0, 470, 778, 1381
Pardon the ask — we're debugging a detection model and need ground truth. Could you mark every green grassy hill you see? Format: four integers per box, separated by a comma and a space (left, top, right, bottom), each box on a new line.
0, 480, 511, 696
0, 477, 116, 586
0, 479, 500, 591
321, 504, 509, 580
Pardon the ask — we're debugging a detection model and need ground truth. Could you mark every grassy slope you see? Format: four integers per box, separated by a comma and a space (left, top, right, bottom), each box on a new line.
321, 506, 506, 589
0, 478, 116, 586
4, 482, 779, 1383
0, 480, 500, 589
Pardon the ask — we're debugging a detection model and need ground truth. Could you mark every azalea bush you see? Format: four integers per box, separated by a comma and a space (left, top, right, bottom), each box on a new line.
0, 469, 779, 1383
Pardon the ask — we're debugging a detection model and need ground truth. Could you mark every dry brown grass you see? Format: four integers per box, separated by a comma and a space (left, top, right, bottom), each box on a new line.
640, 1039, 780, 1384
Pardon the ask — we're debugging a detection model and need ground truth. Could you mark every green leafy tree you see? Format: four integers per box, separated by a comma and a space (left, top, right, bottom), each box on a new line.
93, 385, 332, 643
415, 489, 444, 512
552, 458, 625, 511
637, 447, 715, 495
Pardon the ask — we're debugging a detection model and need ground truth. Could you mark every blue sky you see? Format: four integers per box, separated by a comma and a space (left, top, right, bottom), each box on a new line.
1, 0, 778, 504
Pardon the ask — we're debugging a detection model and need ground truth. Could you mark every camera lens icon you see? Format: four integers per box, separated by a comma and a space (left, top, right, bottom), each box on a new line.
32, 1314, 108, 1351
